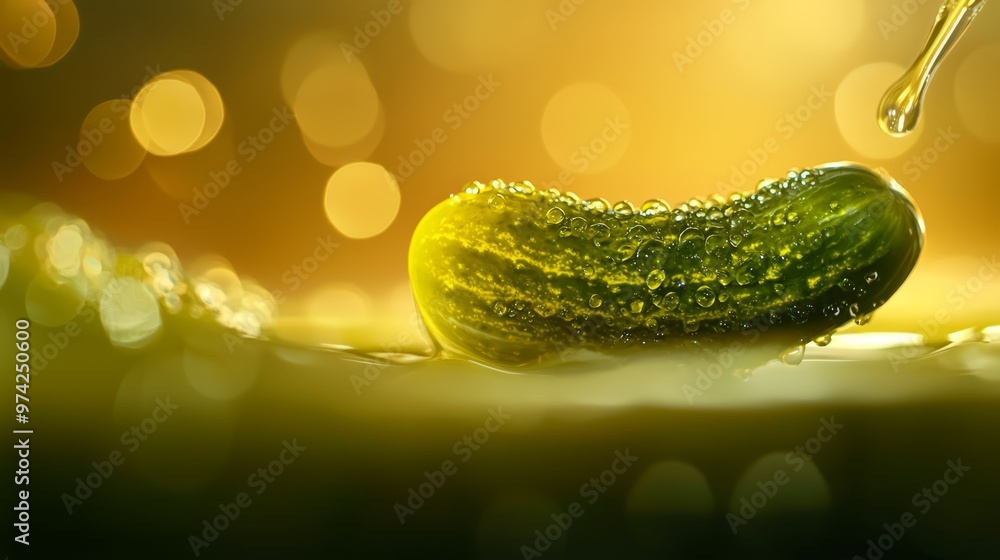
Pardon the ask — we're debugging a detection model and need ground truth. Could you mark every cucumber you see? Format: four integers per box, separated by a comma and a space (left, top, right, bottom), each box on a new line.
408, 163, 924, 367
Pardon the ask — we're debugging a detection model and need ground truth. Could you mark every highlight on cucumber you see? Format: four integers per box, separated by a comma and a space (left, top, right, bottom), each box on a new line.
408, 163, 924, 367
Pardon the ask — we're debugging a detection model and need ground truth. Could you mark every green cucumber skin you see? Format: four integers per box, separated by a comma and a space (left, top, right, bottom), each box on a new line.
409, 163, 923, 366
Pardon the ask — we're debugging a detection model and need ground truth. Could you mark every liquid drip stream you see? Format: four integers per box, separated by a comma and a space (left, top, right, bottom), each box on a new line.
878, 0, 988, 137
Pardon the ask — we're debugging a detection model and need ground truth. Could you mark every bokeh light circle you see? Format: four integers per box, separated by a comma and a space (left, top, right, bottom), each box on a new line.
183, 339, 260, 401
25, 271, 85, 327
131, 78, 206, 155
302, 102, 386, 167
835, 63, 923, 159
100, 276, 163, 349
730, 452, 831, 513
954, 43, 1000, 143
281, 34, 345, 105
0, 0, 57, 68
166, 70, 226, 152
35, 0, 78, 67
626, 461, 714, 515
130, 71, 225, 156
293, 62, 380, 148
323, 162, 400, 239
541, 82, 632, 174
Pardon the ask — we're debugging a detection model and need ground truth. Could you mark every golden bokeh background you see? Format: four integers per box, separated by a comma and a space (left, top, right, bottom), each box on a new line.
2, 0, 999, 337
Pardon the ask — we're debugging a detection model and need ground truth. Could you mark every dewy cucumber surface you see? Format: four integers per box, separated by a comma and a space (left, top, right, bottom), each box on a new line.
409, 163, 924, 367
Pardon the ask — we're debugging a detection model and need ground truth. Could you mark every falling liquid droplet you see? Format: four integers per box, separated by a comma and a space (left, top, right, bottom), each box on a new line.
877, 0, 987, 137
856, 312, 875, 326
646, 269, 666, 290
546, 206, 566, 225
814, 334, 833, 347
781, 345, 806, 366
589, 294, 603, 308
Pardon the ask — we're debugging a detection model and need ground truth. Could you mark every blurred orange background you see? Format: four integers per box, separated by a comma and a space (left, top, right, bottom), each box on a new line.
2, 0, 999, 335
